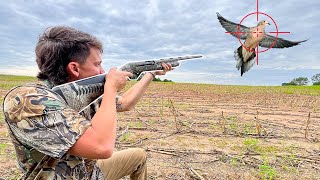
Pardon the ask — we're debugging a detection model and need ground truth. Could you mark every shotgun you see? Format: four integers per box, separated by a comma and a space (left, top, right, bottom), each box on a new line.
52, 54, 203, 117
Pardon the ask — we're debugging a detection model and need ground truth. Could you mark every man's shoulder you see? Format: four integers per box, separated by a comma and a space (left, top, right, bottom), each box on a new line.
4, 82, 51, 96
3, 82, 63, 103
3, 82, 67, 122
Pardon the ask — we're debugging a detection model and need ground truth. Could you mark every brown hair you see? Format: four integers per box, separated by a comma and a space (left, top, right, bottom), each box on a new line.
35, 26, 103, 85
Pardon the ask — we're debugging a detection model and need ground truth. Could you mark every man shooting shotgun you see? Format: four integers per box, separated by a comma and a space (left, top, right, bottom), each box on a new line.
52, 55, 203, 117
2, 26, 202, 180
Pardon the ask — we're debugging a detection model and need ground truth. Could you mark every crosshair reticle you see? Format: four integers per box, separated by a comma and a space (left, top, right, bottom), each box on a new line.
225, 0, 291, 65
217, 0, 306, 76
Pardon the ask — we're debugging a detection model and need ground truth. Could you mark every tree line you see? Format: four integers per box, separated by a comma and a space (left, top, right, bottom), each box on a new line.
137, 72, 173, 82
152, 77, 173, 82
282, 73, 320, 86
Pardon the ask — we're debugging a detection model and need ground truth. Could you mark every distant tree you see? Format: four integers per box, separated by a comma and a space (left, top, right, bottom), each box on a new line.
162, 79, 172, 82
282, 82, 296, 86
311, 74, 320, 85
282, 82, 298, 86
153, 77, 162, 82
313, 82, 320, 86
151, 77, 173, 82
137, 73, 170, 82
291, 77, 309, 86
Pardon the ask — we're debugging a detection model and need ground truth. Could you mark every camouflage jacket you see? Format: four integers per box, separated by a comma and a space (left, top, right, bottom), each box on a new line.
2, 82, 104, 179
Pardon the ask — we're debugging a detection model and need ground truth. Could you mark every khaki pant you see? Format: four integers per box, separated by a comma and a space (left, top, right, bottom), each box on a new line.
96, 148, 147, 180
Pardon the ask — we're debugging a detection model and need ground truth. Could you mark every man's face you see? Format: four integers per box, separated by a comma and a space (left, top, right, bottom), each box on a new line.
77, 48, 105, 79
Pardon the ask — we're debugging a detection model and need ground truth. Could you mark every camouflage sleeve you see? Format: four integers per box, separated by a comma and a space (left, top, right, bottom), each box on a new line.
3, 85, 91, 158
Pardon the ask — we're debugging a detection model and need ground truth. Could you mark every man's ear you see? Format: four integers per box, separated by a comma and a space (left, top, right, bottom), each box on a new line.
66, 61, 80, 79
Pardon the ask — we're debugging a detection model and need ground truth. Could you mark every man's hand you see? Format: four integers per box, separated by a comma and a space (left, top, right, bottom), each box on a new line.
153, 63, 173, 76
105, 67, 133, 92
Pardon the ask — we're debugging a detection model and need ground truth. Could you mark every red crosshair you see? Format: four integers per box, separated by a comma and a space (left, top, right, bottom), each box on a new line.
225, 0, 291, 65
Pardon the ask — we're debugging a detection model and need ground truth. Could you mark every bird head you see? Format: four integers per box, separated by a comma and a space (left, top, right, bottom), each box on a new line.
258, 20, 271, 26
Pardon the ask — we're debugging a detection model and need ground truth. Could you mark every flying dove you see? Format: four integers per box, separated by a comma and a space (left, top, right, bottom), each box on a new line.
217, 12, 307, 76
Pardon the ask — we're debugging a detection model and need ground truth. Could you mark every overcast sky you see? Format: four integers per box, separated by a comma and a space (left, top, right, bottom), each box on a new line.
0, 0, 319, 85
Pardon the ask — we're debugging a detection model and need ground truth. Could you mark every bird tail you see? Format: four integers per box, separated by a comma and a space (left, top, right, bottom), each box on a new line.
234, 46, 256, 76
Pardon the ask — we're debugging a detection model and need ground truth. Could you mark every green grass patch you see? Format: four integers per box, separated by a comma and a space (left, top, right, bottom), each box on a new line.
0, 74, 36, 82
0, 142, 8, 155
128, 121, 143, 128
230, 155, 244, 166
0, 74, 36, 90
147, 82, 320, 96
243, 122, 257, 135
259, 164, 277, 180
244, 137, 259, 152
259, 155, 278, 180
118, 132, 133, 143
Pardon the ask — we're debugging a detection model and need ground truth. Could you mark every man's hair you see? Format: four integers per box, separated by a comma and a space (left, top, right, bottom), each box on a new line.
35, 26, 103, 85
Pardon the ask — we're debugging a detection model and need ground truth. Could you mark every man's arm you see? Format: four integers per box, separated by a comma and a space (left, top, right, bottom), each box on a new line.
68, 68, 132, 159
67, 85, 117, 159
116, 63, 172, 112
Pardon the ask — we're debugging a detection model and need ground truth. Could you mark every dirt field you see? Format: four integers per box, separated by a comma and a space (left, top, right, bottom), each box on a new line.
1, 76, 320, 179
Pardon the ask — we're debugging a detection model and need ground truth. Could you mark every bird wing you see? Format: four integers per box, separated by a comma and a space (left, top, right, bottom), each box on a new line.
259, 34, 307, 48
217, 12, 250, 40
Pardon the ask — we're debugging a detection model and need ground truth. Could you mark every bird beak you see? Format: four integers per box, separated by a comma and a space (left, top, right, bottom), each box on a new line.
267, 23, 271, 25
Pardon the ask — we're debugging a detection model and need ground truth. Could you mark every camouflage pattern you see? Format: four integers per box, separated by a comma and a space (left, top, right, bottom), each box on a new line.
2, 82, 104, 179
52, 78, 104, 113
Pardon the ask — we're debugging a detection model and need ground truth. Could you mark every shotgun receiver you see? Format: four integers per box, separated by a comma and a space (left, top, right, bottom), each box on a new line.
52, 54, 203, 117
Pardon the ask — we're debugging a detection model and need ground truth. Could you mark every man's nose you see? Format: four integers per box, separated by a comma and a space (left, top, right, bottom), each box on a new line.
100, 67, 105, 74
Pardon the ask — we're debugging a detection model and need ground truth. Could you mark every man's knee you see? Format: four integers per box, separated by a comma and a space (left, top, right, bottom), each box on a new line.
131, 148, 147, 163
